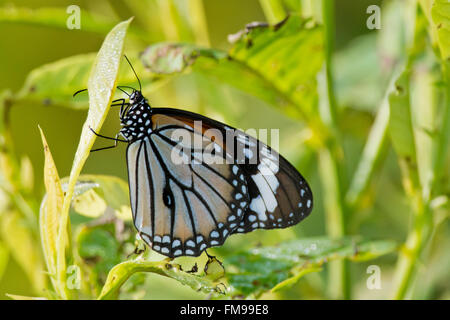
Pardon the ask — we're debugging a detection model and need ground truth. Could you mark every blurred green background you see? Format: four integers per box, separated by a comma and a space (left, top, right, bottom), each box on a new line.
0, 0, 448, 300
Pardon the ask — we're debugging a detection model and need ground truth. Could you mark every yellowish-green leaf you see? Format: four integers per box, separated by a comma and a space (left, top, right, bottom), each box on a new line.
57, 18, 133, 300
17, 53, 96, 109
225, 237, 397, 296
0, 7, 147, 41
98, 259, 223, 300
19, 156, 34, 193
141, 15, 324, 122
115, 205, 133, 221
388, 67, 423, 197
271, 264, 322, 293
0, 241, 8, 282
5, 294, 47, 300
431, 0, 450, 60
16, 52, 161, 109
62, 174, 132, 221
388, 69, 416, 160
0, 211, 46, 293
72, 189, 107, 218
346, 69, 401, 208
38, 126, 64, 296
259, 0, 287, 24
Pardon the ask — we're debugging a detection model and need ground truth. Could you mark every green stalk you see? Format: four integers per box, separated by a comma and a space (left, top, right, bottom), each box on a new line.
188, 0, 211, 47
391, 63, 449, 300
389, 3, 448, 299
156, 0, 193, 41
392, 203, 433, 299
259, 0, 287, 24
318, 146, 349, 299
318, 0, 350, 299
345, 86, 390, 209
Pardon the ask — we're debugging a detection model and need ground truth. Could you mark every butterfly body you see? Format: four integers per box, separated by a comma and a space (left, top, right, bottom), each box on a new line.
119, 91, 153, 141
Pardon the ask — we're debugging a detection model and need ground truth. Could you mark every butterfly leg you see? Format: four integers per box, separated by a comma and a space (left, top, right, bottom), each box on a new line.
186, 263, 198, 274
110, 98, 126, 107
110, 98, 130, 118
214, 283, 228, 295
126, 241, 146, 258
204, 250, 225, 280
89, 127, 127, 152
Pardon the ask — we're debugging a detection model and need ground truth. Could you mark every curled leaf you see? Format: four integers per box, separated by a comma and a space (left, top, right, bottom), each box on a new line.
38, 126, 64, 295
98, 260, 221, 300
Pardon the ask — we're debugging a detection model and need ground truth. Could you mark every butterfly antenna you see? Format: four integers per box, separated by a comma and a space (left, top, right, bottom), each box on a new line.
116, 86, 131, 97
124, 55, 142, 92
73, 88, 87, 97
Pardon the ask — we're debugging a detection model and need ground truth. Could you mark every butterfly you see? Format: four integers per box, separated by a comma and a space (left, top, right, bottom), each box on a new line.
83, 56, 313, 258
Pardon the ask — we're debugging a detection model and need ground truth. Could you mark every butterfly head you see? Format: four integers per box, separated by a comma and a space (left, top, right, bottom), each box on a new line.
129, 89, 145, 105
119, 89, 152, 142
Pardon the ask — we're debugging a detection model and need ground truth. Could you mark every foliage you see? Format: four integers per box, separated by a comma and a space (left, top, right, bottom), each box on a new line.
0, 0, 448, 300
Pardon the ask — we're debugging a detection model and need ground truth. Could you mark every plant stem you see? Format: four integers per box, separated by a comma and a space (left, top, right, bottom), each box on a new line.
259, 0, 287, 24
156, 0, 193, 41
392, 199, 433, 299
390, 3, 448, 299
318, 0, 350, 299
318, 146, 349, 299
188, 0, 211, 47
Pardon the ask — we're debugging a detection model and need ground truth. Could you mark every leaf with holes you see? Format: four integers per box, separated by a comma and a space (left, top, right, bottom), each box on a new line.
225, 237, 397, 296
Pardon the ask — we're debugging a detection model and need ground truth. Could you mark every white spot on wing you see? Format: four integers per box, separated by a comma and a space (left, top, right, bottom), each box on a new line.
251, 173, 277, 213
250, 195, 267, 221
258, 162, 279, 192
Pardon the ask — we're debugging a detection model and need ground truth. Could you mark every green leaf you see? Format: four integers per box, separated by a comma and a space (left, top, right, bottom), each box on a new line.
0, 241, 9, 282
387, 67, 423, 197
410, 51, 445, 201
141, 15, 324, 122
98, 260, 223, 300
72, 189, 107, 218
431, 0, 450, 60
141, 43, 227, 74
259, 0, 288, 24
333, 33, 393, 111
58, 18, 133, 300
0, 210, 46, 294
271, 264, 322, 293
5, 294, 47, 300
225, 237, 397, 296
0, 7, 147, 41
16, 52, 159, 109
77, 227, 121, 283
64, 174, 132, 220
38, 126, 64, 296
388, 69, 416, 160
17, 53, 95, 109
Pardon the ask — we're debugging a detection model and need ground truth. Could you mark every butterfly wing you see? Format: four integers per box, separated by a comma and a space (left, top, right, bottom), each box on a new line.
127, 113, 249, 258
127, 107, 313, 258
151, 108, 313, 235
